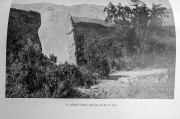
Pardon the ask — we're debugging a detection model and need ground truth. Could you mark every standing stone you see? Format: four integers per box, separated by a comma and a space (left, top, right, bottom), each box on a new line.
38, 6, 77, 65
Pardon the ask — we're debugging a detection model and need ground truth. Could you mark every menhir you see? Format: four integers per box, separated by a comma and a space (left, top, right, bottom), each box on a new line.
38, 6, 77, 65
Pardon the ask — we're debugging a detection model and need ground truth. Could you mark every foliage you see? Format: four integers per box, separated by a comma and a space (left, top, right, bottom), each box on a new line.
6, 8, 41, 68
6, 4, 176, 98
6, 39, 95, 98
6, 8, 96, 98
104, 0, 169, 28
75, 22, 112, 76
103, 0, 169, 52
100, 0, 175, 71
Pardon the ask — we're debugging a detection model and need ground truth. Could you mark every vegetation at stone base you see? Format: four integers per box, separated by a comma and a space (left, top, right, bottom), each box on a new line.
6, 38, 98, 98
6, 0, 176, 98
6, 8, 97, 98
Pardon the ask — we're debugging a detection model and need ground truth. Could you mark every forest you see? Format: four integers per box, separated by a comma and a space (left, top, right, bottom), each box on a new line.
6, 0, 176, 98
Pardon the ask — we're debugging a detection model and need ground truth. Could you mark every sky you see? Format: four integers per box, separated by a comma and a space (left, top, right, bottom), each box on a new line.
12, 0, 172, 8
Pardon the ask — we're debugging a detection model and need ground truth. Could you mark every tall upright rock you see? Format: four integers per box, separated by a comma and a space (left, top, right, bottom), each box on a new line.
38, 6, 77, 65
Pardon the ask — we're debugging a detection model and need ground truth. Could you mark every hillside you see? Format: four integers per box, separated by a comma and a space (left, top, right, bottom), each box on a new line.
6, 6, 175, 98
11, 3, 174, 26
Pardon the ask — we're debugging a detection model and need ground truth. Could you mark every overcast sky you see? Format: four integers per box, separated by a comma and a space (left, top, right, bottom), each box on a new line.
12, 0, 172, 8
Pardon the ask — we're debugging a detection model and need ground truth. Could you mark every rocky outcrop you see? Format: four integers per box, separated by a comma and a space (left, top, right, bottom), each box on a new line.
38, 6, 77, 65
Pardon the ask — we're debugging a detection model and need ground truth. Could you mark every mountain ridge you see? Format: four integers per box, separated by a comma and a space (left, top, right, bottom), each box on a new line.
11, 3, 175, 26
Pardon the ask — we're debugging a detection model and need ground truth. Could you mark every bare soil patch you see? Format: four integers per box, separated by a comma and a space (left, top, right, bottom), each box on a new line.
78, 69, 175, 99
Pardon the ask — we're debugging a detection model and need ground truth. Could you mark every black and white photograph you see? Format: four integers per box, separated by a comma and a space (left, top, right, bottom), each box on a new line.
5, 0, 176, 99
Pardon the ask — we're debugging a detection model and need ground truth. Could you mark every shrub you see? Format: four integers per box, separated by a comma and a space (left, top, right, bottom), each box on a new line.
6, 38, 90, 98
6, 8, 101, 98
79, 66, 98, 88
49, 54, 57, 63
85, 55, 110, 77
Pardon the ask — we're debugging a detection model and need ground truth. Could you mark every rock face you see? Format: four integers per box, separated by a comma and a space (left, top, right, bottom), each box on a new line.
38, 6, 77, 65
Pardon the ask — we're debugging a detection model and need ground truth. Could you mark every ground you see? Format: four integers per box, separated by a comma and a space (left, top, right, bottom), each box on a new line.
78, 68, 175, 99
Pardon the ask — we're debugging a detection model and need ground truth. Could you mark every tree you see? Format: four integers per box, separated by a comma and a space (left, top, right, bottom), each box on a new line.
104, 0, 169, 30
103, 0, 169, 53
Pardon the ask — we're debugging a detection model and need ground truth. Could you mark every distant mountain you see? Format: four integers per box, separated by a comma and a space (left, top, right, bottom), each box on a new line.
11, 3, 175, 26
